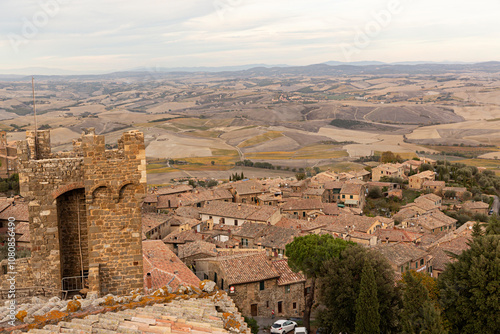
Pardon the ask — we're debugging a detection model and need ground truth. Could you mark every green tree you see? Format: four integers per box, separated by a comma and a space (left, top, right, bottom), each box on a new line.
286, 235, 353, 332
438, 235, 500, 333
443, 190, 456, 199
367, 187, 383, 199
244, 317, 259, 334
318, 245, 402, 334
471, 221, 483, 238
485, 214, 500, 235
420, 300, 447, 334
211, 160, 215, 166
295, 172, 306, 181
401, 271, 446, 334
355, 261, 380, 334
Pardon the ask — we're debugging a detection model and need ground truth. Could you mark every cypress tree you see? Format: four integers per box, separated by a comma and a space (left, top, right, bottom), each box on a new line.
355, 260, 380, 334
471, 222, 483, 238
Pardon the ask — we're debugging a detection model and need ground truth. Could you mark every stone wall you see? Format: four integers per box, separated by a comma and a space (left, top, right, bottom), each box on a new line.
199, 260, 305, 318
17, 129, 146, 296
0, 258, 35, 290
229, 280, 305, 318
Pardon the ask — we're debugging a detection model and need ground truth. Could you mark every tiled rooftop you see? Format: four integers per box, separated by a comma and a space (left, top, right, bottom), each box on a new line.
178, 240, 218, 260
272, 259, 306, 286
0, 198, 29, 222
280, 198, 324, 211
216, 252, 280, 285
374, 228, 422, 243
375, 242, 428, 267
340, 183, 364, 195
6, 282, 250, 334
232, 222, 269, 238
163, 230, 204, 244
142, 212, 169, 234
275, 217, 326, 232
254, 225, 301, 249
156, 184, 193, 195
175, 206, 201, 219
230, 180, 268, 195
157, 189, 233, 209
143, 240, 200, 291
199, 202, 259, 220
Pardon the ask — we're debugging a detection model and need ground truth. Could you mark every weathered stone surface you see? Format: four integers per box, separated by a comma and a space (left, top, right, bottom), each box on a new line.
8, 129, 147, 297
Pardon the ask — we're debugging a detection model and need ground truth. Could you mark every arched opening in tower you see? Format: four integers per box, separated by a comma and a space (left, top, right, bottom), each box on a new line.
57, 188, 89, 281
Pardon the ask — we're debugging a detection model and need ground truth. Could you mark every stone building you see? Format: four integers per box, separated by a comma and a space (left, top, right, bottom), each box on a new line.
195, 252, 306, 318
371, 163, 404, 182
16, 129, 146, 296
0, 131, 18, 178
409, 170, 435, 190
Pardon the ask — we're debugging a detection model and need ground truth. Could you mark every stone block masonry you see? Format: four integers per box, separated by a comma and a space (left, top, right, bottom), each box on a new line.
16, 128, 147, 296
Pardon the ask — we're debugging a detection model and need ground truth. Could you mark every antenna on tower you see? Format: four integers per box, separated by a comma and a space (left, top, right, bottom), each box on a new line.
32, 76, 38, 159
32, 76, 38, 133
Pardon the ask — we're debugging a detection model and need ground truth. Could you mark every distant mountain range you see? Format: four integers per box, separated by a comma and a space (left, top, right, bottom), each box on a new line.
1, 61, 499, 81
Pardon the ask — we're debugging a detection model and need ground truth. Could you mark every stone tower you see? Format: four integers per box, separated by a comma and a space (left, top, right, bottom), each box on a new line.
17, 129, 146, 296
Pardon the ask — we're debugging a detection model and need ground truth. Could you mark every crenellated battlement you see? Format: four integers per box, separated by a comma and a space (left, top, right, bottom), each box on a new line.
16, 128, 146, 297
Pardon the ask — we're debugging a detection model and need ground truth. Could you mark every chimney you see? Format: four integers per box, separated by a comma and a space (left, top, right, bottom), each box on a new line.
146, 273, 152, 290
238, 203, 242, 210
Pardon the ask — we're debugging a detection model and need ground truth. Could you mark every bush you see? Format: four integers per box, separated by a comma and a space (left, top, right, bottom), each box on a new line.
244, 317, 259, 334
367, 187, 383, 199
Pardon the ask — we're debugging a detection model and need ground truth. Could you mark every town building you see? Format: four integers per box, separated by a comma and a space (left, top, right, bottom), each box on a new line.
195, 252, 306, 318
371, 163, 404, 182
375, 242, 430, 274
409, 170, 436, 190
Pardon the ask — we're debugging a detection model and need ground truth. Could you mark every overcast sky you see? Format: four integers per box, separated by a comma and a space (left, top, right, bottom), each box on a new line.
1, 0, 499, 73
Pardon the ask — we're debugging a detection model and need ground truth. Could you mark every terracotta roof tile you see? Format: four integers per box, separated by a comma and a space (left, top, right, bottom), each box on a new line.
374, 228, 422, 243
280, 198, 324, 211
246, 206, 280, 222
340, 182, 364, 195
142, 212, 170, 234
16, 221, 30, 243
254, 225, 300, 249
157, 188, 233, 209
143, 240, 200, 290
175, 206, 201, 219
199, 202, 258, 219
322, 203, 340, 215
272, 259, 306, 285
143, 194, 158, 203
163, 230, 204, 244
303, 188, 326, 196
231, 180, 268, 195
0, 199, 28, 222
375, 242, 428, 267
232, 222, 269, 238
157, 184, 193, 195
217, 252, 280, 285
178, 240, 217, 259
275, 217, 326, 232
462, 201, 489, 210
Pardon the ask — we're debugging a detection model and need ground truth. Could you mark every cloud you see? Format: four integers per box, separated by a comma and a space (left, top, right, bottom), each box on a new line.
0, 0, 499, 72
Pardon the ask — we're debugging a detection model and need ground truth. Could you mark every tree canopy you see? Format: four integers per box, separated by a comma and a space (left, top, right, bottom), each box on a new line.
438, 235, 500, 333
317, 245, 402, 334
286, 234, 352, 277
401, 271, 446, 334
354, 261, 380, 334
286, 234, 353, 332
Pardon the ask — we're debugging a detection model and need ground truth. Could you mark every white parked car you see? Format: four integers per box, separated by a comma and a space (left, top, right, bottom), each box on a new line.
270, 320, 297, 334
295, 327, 307, 334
